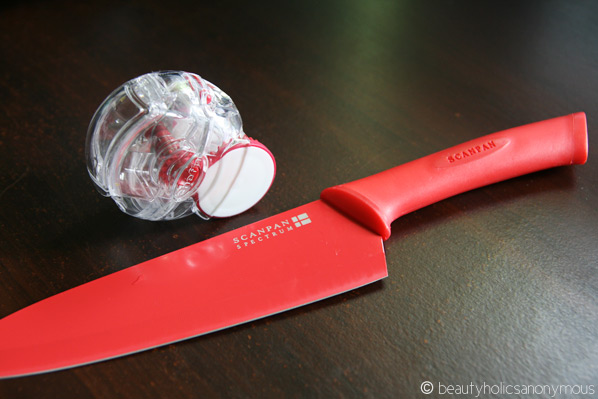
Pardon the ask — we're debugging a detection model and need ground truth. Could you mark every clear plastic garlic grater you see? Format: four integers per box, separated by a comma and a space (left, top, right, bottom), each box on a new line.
86, 71, 276, 221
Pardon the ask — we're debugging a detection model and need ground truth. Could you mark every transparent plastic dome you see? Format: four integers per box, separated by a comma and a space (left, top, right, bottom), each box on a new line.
86, 71, 275, 221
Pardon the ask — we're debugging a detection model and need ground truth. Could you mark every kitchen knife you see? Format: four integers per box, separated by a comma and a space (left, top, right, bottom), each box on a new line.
0, 113, 588, 378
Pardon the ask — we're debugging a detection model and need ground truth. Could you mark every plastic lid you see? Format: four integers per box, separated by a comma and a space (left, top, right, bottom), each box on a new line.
195, 140, 276, 217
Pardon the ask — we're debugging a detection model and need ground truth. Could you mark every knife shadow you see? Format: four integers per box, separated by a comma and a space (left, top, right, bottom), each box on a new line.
384, 166, 579, 243
204, 279, 386, 339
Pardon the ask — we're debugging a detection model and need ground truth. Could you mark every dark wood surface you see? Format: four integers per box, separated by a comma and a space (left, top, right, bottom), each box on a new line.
1, 1, 597, 397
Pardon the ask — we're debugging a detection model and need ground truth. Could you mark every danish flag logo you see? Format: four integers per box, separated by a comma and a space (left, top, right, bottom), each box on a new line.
291, 213, 311, 228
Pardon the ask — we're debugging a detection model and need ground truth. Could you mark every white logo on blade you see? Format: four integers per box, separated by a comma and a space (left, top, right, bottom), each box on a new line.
292, 213, 311, 227
232, 213, 312, 249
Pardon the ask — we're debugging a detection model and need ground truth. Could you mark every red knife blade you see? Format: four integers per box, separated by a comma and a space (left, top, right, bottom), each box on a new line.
0, 113, 588, 378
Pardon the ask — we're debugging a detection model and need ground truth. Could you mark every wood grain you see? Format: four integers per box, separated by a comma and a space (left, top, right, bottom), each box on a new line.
1, 1, 597, 397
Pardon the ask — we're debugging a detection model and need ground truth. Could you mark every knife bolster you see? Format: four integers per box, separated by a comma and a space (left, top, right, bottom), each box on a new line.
321, 185, 392, 240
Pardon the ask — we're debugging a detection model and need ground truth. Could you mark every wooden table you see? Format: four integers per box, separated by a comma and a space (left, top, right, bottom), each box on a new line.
1, 1, 597, 397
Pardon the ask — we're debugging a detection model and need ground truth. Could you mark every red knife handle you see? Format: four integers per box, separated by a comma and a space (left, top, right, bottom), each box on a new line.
321, 112, 588, 240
